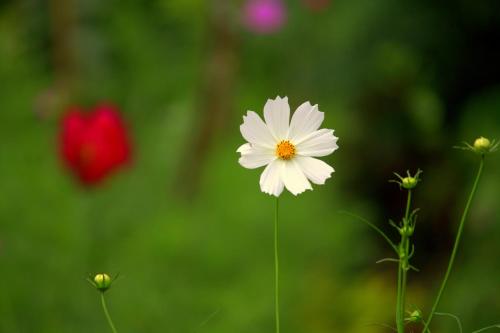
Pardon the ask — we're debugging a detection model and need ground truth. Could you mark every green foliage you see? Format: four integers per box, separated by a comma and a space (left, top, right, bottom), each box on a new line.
0, 0, 499, 332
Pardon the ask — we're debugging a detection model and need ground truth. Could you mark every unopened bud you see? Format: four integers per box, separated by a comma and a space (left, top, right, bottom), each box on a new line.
406, 309, 422, 323
473, 137, 491, 153
402, 177, 418, 189
94, 273, 112, 292
399, 225, 414, 237
391, 169, 422, 190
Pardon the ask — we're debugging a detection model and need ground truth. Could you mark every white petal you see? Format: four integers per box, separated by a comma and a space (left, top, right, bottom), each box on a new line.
264, 96, 290, 140
282, 160, 312, 196
295, 156, 334, 185
240, 111, 276, 148
296, 129, 339, 157
237, 143, 252, 154
259, 159, 285, 197
237, 143, 276, 169
289, 102, 324, 142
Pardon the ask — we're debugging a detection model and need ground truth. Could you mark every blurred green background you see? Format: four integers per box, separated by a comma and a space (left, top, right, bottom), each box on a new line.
1, 0, 499, 332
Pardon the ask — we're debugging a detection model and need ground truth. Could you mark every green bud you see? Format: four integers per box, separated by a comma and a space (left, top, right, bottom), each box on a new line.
455, 136, 498, 154
402, 177, 418, 189
94, 273, 112, 292
399, 225, 414, 237
390, 169, 422, 190
406, 309, 422, 323
473, 137, 491, 153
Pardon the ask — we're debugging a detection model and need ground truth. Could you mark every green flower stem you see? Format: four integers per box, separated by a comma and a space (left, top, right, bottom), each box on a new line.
404, 190, 412, 219
421, 319, 431, 333
400, 238, 409, 330
422, 156, 485, 333
100, 293, 118, 333
396, 261, 404, 333
396, 190, 413, 333
274, 197, 280, 333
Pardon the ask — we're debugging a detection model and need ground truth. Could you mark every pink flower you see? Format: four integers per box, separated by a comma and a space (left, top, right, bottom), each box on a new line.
243, 0, 287, 34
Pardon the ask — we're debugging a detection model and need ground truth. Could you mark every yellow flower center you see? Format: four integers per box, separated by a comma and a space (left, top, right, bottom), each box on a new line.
276, 140, 296, 160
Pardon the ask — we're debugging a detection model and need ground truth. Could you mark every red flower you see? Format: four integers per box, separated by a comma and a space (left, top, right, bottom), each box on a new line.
60, 104, 132, 186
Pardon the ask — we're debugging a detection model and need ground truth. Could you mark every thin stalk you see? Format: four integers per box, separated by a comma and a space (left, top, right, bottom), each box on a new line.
396, 190, 413, 333
404, 190, 412, 219
400, 239, 409, 330
421, 319, 431, 333
422, 156, 485, 333
100, 293, 118, 333
274, 197, 280, 333
396, 261, 404, 333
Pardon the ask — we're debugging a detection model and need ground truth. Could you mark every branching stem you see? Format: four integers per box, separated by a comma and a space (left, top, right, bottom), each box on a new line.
396, 190, 413, 333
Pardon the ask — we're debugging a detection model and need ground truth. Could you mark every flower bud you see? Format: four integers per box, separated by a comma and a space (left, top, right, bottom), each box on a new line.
473, 136, 491, 153
399, 225, 414, 237
406, 309, 422, 323
390, 169, 422, 190
94, 273, 112, 292
402, 177, 418, 189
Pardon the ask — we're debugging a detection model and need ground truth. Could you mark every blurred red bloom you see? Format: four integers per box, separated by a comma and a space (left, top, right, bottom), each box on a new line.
60, 104, 132, 186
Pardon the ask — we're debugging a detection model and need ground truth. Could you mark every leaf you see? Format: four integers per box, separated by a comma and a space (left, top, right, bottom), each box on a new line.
472, 324, 500, 333
339, 211, 398, 253
362, 322, 397, 332
376, 258, 400, 264
435, 312, 462, 333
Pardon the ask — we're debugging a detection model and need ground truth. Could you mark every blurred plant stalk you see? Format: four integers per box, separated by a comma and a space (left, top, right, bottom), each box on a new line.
35, 0, 79, 118
176, 0, 239, 198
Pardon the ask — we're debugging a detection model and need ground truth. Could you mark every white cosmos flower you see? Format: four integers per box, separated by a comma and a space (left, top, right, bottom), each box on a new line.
237, 96, 339, 197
